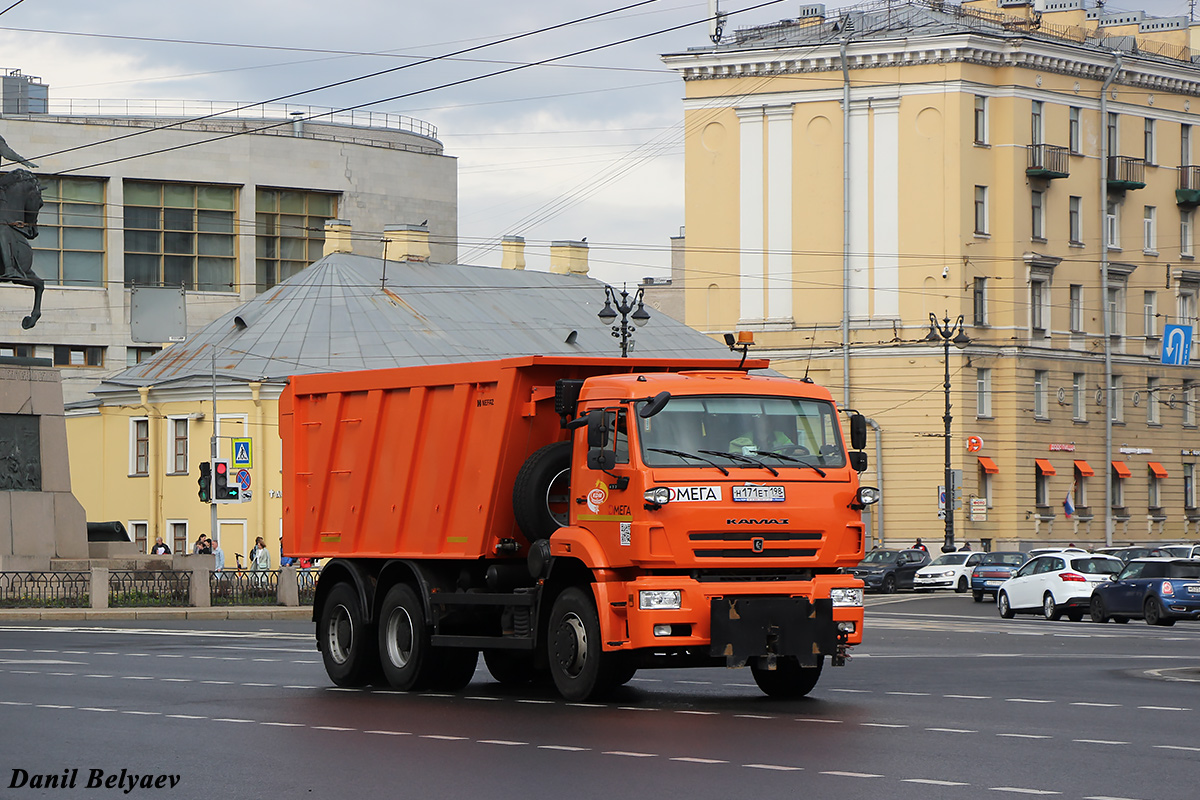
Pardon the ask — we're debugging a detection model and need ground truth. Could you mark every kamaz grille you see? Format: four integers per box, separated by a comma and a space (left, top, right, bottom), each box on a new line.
689, 531, 821, 559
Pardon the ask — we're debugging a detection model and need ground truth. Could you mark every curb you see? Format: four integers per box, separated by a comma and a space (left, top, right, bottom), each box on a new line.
0, 607, 312, 622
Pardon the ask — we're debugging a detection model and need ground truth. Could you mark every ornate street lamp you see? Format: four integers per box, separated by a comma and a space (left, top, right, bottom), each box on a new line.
925, 313, 971, 553
598, 284, 650, 357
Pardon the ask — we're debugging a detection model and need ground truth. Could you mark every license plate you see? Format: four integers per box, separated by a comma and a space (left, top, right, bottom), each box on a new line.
1185, 584, 1200, 593
732, 485, 785, 502
985, 580, 1001, 587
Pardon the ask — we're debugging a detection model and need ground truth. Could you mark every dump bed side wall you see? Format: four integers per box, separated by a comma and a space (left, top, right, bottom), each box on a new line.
282, 356, 766, 560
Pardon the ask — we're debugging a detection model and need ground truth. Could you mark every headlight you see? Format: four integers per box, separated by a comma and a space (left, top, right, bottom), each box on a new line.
644, 487, 671, 505
830, 587, 863, 607
857, 486, 880, 505
639, 589, 681, 610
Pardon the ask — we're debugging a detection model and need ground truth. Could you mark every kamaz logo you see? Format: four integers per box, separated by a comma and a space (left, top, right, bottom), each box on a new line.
726, 519, 789, 525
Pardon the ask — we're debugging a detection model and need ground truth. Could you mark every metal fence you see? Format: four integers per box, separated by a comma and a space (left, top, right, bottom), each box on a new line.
211, 569, 280, 606
0, 572, 89, 608
108, 570, 191, 607
297, 569, 318, 605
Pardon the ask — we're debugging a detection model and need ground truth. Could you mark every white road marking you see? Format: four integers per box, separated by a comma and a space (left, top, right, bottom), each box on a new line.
1006, 698, 1054, 704
795, 718, 843, 723
566, 703, 606, 708
213, 718, 254, 723
80, 707, 115, 712
862, 723, 908, 728
997, 733, 1052, 739
744, 764, 802, 771
674, 710, 718, 716
927, 728, 977, 734
121, 711, 161, 716
158, 654, 183, 659
538, 745, 589, 752
84, 674, 112, 678
465, 696, 500, 701
670, 757, 727, 764
988, 788, 1060, 795
904, 779, 971, 786
821, 771, 883, 778
1070, 702, 1120, 708
365, 730, 411, 736
166, 714, 206, 720
886, 691, 931, 696
252, 658, 280, 662
312, 726, 355, 731
516, 699, 554, 705
121, 676, 153, 680
261, 722, 304, 727
479, 740, 526, 746
421, 734, 468, 740
1138, 705, 1190, 711
829, 688, 871, 693
1085, 795, 1147, 800
284, 685, 319, 690
619, 707, 656, 712
242, 683, 274, 687
675, 680, 712, 685
945, 694, 991, 700
1074, 739, 1128, 746
604, 751, 657, 758
36, 704, 73, 709
734, 714, 775, 719
162, 678, 192, 683
1154, 744, 1200, 753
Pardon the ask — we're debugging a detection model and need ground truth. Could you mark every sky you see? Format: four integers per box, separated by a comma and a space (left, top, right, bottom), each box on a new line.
0, 0, 1196, 288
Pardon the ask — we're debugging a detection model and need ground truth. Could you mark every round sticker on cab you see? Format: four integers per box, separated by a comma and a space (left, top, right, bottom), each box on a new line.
665, 486, 723, 502
586, 483, 608, 513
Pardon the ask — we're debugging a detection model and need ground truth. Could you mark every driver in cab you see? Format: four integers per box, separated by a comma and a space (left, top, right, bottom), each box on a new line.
729, 414, 793, 457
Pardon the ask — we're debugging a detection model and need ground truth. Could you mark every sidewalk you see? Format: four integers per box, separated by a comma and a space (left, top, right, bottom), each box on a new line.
0, 606, 312, 622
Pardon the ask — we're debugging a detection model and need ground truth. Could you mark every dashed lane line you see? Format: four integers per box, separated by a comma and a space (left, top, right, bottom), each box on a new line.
862, 723, 908, 728
1074, 740, 1129, 746
1154, 744, 1200, 753
1138, 705, 1190, 712
744, 764, 802, 771
821, 771, 884, 778
988, 787, 1061, 795
479, 740, 527, 746
604, 751, 657, 758
1006, 698, 1055, 704
927, 728, 977, 734
671, 757, 727, 764
997, 734, 1053, 739
904, 779, 971, 786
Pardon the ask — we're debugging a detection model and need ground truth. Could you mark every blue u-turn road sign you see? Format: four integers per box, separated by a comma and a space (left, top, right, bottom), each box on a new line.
1162, 325, 1193, 366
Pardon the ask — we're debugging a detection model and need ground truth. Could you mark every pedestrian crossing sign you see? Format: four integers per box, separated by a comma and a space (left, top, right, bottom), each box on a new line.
232, 438, 252, 468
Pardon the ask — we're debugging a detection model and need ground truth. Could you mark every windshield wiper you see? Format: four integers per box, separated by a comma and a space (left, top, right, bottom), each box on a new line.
698, 450, 779, 477
647, 448, 730, 475
755, 450, 827, 477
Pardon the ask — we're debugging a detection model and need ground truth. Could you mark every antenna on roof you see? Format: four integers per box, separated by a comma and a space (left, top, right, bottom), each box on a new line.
708, 0, 727, 44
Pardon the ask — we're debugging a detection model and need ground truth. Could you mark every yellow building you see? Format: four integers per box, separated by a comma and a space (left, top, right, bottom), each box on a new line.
664, 0, 1200, 550
66, 228, 732, 560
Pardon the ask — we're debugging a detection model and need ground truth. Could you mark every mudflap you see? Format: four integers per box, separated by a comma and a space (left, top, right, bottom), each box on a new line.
709, 596, 837, 668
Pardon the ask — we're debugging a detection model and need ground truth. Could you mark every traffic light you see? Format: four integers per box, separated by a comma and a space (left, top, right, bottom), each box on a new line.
197, 461, 212, 503
212, 459, 241, 503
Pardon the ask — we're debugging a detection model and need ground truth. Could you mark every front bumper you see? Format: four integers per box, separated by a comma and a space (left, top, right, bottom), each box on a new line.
914, 577, 954, 589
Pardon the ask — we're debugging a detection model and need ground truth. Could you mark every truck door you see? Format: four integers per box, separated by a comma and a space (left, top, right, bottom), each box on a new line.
577, 409, 635, 548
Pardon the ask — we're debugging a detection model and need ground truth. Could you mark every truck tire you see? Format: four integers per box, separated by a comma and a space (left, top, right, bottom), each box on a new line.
483, 650, 534, 685
377, 583, 435, 690
751, 656, 823, 699
319, 582, 377, 688
427, 649, 479, 691
548, 586, 614, 701
513, 441, 572, 541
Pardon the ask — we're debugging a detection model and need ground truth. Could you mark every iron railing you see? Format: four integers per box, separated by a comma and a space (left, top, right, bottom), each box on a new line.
1027, 143, 1071, 176
297, 569, 318, 605
108, 570, 191, 607
1179, 165, 1200, 190
1108, 155, 1147, 185
0, 572, 89, 608
211, 569, 280, 606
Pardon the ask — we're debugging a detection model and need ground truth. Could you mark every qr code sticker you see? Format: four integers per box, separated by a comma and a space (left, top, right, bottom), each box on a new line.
620, 522, 632, 546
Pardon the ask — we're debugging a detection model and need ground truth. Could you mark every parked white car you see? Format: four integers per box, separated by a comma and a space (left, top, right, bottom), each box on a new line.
1157, 544, 1200, 559
914, 551, 984, 593
997, 552, 1124, 621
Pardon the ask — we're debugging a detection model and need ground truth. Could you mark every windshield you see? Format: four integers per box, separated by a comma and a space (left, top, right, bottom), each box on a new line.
981, 552, 1026, 567
638, 395, 846, 469
1069, 557, 1122, 575
859, 550, 898, 564
929, 553, 968, 566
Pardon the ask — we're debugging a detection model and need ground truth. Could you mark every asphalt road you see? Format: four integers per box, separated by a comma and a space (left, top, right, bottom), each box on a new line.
0, 593, 1197, 800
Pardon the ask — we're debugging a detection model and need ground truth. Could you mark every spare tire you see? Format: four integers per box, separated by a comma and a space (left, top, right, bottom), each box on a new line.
513, 441, 572, 541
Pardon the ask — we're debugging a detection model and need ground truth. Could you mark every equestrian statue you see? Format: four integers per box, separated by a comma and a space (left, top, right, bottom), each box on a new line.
0, 133, 44, 329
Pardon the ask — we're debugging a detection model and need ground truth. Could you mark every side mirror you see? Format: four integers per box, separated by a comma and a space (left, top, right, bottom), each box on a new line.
849, 451, 868, 472
587, 447, 616, 471
586, 410, 610, 449
639, 391, 671, 419
850, 414, 867, 451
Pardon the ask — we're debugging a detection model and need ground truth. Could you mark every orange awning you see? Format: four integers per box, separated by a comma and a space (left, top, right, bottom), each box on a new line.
1034, 458, 1056, 476
1148, 462, 1169, 479
1111, 461, 1132, 479
1073, 460, 1095, 477
978, 456, 999, 474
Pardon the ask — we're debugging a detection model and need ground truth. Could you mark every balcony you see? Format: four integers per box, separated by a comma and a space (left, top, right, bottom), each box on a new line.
1026, 144, 1070, 179
1178, 166, 1200, 207
1107, 155, 1146, 191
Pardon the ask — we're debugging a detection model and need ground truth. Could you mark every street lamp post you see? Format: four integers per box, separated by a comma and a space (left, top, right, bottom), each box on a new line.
925, 313, 970, 553
597, 283, 651, 357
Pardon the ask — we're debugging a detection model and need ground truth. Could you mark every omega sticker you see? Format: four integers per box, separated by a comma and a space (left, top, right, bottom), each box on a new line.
666, 486, 722, 502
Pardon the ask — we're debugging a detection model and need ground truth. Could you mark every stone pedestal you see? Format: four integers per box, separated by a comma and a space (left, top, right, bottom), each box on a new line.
0, 356, 87, 563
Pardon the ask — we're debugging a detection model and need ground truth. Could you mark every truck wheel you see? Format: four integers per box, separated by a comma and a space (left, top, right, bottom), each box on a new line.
427, 649, 479, 691
377, 584, 433, 690
513, 441, 572, 541
483, 650, 534, 685
548, 586, 613, 701
319, 582, 376, 688
751, 656, 823, 699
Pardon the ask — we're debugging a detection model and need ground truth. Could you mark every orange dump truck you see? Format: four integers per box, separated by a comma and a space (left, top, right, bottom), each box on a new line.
281, 356, 875, 701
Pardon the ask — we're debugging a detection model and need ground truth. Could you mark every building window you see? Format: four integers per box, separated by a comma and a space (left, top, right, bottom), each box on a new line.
1144, 291, 1158, 338
1031, 278, 1047, 332
1074, 468, 1088, 512
1072, 373, 1086, 421
974, 186, 988, 235
1106, 201, 1120, 249
0, 343, 34, 358
1031, 100, 1044, 146
1069, 284, 1083, 332
1111, 375, 1124, 423
130, 521, 148, 554
1185, 463, 1196, 509
976, 368, 992, 418
255, 188, 338, 292
131, 418, 149, 476
1183, 209, 1194, 258
1035, 466, 1050, 507
1179, 289, 1198, 344
1031, 190, 1045, 241
170, 521, 188, 556
1111, 465, 1125, 508
1108, 112, 1119, 155
974, 95, 987, 145
1184, 124, 1192, 167
1148, 377, 1160, 425
1069, 196, 1082, 244
1034, 370, 1048, 419
1107, 285, 1125, 340
53, 345, 104, 367
1144, 118, 1156, 164
973, 277, 988, 326
31, 177, 105, 287
1069, 106, 1081, 154
1144, 206, 1157, 253
124, 181, 236, 291
171, 418, 188, 474
1186, 381, 1197, 427
126, 347, 161, 367
979, 464, 994, 509
1149, 471, 1161, 509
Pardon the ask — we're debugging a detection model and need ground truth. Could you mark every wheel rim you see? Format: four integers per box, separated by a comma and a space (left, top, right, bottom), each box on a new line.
384, 605, 416, 669
1091, 597, 1104, 621
327, 604, 353, 666
1043, 595, 1055, 618
546, 467, 571, 527
1145, 600, 1160, 624
999, 594, 1009, 614
553, 612, 588, 678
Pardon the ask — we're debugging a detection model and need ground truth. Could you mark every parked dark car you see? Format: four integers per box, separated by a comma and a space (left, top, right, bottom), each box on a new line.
1089, 558, 1200, 625
849, 549, 931, 593
970, 551, 1029, 602
1094, 546, 1172, 563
